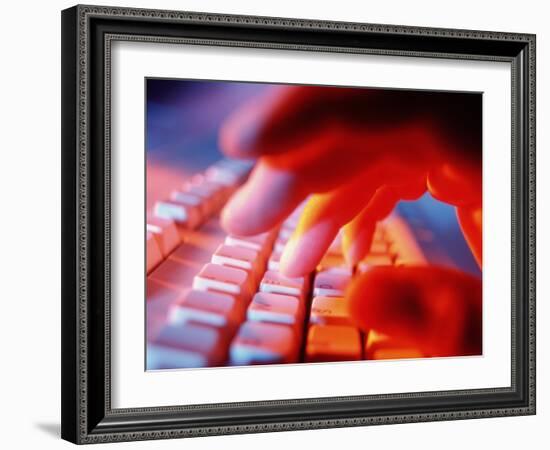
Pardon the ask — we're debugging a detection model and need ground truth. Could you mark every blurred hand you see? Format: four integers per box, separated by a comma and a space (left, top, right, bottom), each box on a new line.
218, 85, 482, 356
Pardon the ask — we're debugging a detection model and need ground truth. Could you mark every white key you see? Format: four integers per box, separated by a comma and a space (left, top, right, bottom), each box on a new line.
154, 200, 201, 229
306, 324, 362, 362
184, 182, 225, 213
148, 322, 228, 369
149, 257, 199, 291
170, 191, 207, 217
147, 216, 181, 256
146, 231, 163, 274
225, 232, 273, 256
146, 279, 184, 339
313, 270, 351, 297
309, 296, 351, 326
193, 263, 253, 299
211, 244, 260, 273
260, 270, 307, 298
205, 165, 241, 186
170, 289, 243, 329
247, 292, 304, 326
229, 321, 298, 365
357, 254, 393, 272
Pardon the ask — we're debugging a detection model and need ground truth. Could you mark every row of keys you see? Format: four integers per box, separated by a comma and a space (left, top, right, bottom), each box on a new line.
147, 184, 428, 369
146, 159, 253, 274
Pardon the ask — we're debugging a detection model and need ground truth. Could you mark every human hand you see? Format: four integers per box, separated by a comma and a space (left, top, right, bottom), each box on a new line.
219, 85, 482, 276
218, 85, 483, 356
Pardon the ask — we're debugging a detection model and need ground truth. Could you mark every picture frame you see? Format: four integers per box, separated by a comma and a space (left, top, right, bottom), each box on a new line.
61, 4, 536, 444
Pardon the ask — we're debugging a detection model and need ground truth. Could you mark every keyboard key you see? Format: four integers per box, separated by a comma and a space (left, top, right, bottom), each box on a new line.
147, 231, 163, 274
182, 218, 228, 255
357, 254, 393, 273
170, 289, 243, 329
365, 330, 424, 360
225, 232, 274, 256
184, 182, 226, 214
317, 253, 347, 272
171, 190, 208, 216
229, 321, 298, 365
148, 322, 228, 369
205, 165, 241, 187
147, 278, 184, 339
247, 292, 304, 326
211, 244, 260, 273
309, 296, 351, 326
305, 324, 362, 362
193, 263, 253, 298
313, 270, 351, 297
147, 216, 181, 256
260, 270, 308, 298
149, 256, 199, 291
154, 200, 201, 229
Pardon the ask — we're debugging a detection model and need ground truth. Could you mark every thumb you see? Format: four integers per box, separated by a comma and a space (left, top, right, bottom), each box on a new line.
347, 266, 482, 357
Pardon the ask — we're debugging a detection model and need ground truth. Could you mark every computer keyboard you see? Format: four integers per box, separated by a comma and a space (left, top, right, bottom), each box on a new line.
146, 158, 427, 370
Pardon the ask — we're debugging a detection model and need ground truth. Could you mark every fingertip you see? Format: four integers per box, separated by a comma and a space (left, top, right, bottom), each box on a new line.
279, 220, 339, 278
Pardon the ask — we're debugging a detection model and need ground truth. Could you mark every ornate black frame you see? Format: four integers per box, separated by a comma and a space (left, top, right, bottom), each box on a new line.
61, 4, 536, 444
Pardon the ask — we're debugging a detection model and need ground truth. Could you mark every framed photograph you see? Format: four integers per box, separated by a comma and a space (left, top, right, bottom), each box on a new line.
61, 4, 536, 444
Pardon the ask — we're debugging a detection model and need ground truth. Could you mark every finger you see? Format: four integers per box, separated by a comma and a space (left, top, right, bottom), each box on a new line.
219, 85, 472, 160
347, 266, 482, 357
221, 119, 414, 238
219, 85, 289, 159
279, 174, 381, 277
219, 85, 371, 159
456, 205, 482, 266
342, 176, 426, 266
427, 163, 481, 207
220, 161, 306, 236
342, 187, 400, 267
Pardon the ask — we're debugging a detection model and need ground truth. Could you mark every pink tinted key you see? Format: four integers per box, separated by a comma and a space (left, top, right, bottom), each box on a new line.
229, 321, 298, 365
313, 270, 351, 297
146, 231, 163, 274
154, 200, 201, 229
211, 244, 260, 272
247, 292, 304, 326
260, 270, 307, 298
170, 289, 243, 329
149, 322, 228, 368
193, 263, 253, 299
225, 233, 273, 255
147, 216, 181, 256
305, 324, 362, 362
309, 296, 351, 326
